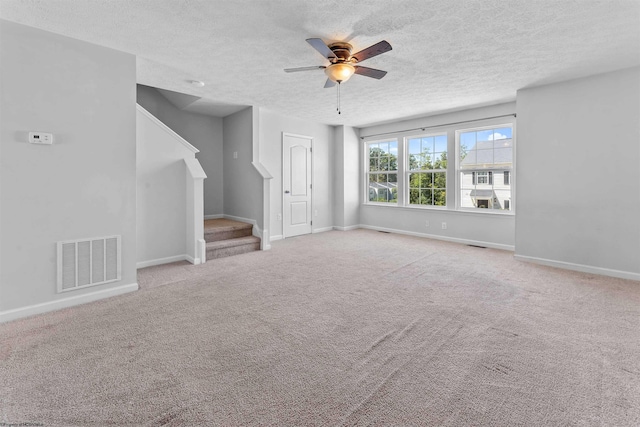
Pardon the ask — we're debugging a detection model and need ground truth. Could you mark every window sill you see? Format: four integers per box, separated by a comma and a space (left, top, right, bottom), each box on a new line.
362, 203, 515, 217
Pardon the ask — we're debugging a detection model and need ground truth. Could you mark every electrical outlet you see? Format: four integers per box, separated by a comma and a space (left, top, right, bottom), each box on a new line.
441, 222, 447, 230
276, 213, 282, 221
425, 220, 429, 228
29, 132, 53, 145
233, 151, 238, 159
314, 210, 318, 217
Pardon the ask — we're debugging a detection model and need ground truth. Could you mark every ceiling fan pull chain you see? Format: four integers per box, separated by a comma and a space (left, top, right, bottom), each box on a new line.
337, 82, 341, 115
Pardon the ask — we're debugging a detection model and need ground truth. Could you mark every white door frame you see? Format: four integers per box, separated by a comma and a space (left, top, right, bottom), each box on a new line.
282, 132, 313, 238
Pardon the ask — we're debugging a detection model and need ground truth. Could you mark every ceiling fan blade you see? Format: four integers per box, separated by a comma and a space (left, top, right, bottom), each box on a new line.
324, 78, 336, 88
351, 40, 392, 63
284, 66, 326, 73
306, 38, 337, 60
354, 66, 388, 79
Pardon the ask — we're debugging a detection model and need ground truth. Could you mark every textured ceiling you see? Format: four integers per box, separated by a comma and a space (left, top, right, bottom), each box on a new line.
1, 0, 639, 127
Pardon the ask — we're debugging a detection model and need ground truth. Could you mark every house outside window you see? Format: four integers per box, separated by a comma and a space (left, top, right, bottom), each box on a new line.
458, 126, 513, 211
367, 140, 398, 203
407, 134, 447, 206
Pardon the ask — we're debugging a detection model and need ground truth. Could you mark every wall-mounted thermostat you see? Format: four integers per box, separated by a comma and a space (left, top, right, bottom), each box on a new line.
29, 132, 53, 145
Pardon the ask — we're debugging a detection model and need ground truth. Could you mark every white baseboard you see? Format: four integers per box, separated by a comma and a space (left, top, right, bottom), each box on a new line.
0, 282, 139, 324
333, 225, 360, 231
312, 226, 334, 234
252, 225, 263, 240
137, 255, 190, 269
358, 224, 515, 251
204, 214, 224, 220
185, 255, 201, 265
197, 239, 206, 264
273, 224, 513, 252
272, 229, 336, 240
259, 228, 270, 250
223, 214, 257, 226
514, 254, 640, 281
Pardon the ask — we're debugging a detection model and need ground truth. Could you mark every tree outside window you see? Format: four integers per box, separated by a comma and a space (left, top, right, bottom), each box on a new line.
407, 134, 447, 206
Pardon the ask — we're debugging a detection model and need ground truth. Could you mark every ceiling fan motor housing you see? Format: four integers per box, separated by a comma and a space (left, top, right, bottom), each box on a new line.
328, 42, 354, 63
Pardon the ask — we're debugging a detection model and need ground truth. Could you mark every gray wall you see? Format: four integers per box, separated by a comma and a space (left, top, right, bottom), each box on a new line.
137, 106, 200, 266
333, 126, 361, 229
358, 103, 517, 249
0, 20, 137, 313
333, 127, 346, 228
516, 67, 640, 278
223, 108, 263, 226
136, 85, 224, 217
259, 109, 335, 239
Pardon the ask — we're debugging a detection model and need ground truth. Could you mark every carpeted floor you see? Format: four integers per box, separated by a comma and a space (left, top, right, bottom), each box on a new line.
1, 229, 639, 426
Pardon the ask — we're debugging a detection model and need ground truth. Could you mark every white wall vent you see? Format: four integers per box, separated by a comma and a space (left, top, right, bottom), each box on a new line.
57, 235, 121, 293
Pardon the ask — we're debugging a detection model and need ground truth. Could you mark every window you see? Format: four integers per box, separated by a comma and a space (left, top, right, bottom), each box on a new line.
473, 171, 492, 185
367, 140, 398, 203
458, 126, 513, 211
362, 119, 514, 214
407, 134, 447, 206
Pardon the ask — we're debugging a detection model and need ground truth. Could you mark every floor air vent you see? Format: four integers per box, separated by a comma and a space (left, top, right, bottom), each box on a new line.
57, 235, 121, 293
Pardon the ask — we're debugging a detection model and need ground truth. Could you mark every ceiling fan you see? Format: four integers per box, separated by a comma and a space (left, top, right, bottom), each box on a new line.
285, 38, 392, 88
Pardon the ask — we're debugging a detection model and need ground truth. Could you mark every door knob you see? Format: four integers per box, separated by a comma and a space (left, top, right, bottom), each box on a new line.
284, 190, 290, 194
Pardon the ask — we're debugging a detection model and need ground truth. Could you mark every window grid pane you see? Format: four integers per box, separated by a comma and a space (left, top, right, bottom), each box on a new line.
367, 140, 398, 204
458, 126, 513, 211
406, 134, 447, 207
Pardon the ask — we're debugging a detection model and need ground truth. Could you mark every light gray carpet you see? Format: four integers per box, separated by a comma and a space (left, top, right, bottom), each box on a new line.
1, 229, 639, 426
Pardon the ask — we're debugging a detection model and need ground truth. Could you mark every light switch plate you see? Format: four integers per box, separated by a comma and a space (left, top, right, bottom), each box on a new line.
29, 132, 53, 145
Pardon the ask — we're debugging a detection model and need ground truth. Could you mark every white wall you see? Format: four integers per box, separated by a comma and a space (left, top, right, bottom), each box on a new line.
0, 20, 137, 319
136, 85, 224, 217
333, 127, 346, 228
358, 103, 517, 250
259, 109, 335, 239
516, 67, 640, 279
333, 125, 361, 230
136, 106, 201, 267
223, 108, 263, 227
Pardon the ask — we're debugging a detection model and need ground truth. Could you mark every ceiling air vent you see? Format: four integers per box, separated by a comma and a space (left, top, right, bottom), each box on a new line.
57, 235, 121, 293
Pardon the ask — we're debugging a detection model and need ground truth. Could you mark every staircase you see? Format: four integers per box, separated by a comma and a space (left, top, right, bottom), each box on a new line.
204, 219, 260, 261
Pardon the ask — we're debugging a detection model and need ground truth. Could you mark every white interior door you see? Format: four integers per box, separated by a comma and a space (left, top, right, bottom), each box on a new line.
283, 133, 312, 238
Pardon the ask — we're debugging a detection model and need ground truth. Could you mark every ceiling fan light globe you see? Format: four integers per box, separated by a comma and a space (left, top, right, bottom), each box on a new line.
325, 63, 355, 83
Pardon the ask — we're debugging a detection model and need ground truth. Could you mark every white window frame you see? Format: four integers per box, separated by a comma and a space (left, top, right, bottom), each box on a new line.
455, 123, 515, 214
361, 118, 515, 214
405, 132, 448, 208
364, 138, 400, 206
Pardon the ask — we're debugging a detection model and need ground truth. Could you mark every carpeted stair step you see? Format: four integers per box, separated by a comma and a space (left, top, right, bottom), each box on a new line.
206, 235, 261, 260
204, 219, 253, 243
